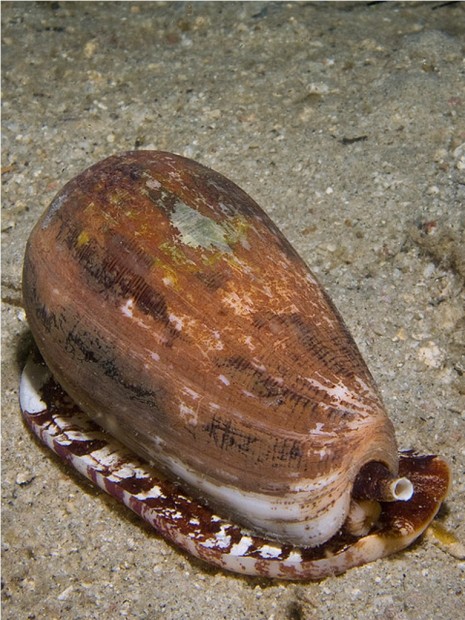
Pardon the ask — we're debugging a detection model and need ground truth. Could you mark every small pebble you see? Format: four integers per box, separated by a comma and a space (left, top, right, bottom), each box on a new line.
15, 471, 34, 486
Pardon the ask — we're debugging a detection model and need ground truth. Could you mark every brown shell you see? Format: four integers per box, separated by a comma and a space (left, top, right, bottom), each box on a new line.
22, 151, 398, 545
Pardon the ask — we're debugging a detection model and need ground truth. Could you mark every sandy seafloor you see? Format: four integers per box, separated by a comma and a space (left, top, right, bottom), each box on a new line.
2, 2, 465, 619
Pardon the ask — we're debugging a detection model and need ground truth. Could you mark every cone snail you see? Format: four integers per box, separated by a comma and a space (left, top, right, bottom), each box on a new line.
20, 151, 451, 580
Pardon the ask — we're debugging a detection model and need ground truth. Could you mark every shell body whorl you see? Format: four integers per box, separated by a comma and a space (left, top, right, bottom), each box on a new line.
20, 151, 450, 578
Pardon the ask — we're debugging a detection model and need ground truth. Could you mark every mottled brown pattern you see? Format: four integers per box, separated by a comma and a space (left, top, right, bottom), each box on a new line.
23, 151, 401, 541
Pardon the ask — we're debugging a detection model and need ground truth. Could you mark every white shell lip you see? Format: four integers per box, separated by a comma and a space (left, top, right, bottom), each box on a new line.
166, 455, 352, 547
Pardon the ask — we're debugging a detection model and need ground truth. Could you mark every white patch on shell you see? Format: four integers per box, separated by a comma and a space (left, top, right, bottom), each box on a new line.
230, 536, 253, 556
171, 200, 232, 253
218, 374, 230, 386
121, 298, 134, 318
257, 544, 282, 559
151, 351, 160, 362
242, 390, 256, 398
205, 524, 232, 549
145, 178, 161, 190
179, 402, 198, 426
162, 275, 175, 287
87, 446, 130, 469
134, 485, 164, 500
305, 375, 376, 417
283, 550, 302, 566
120, 298, 150, 329
66, 430, 99, 442
169, 313, 183, 331
107, 465, 140, 482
